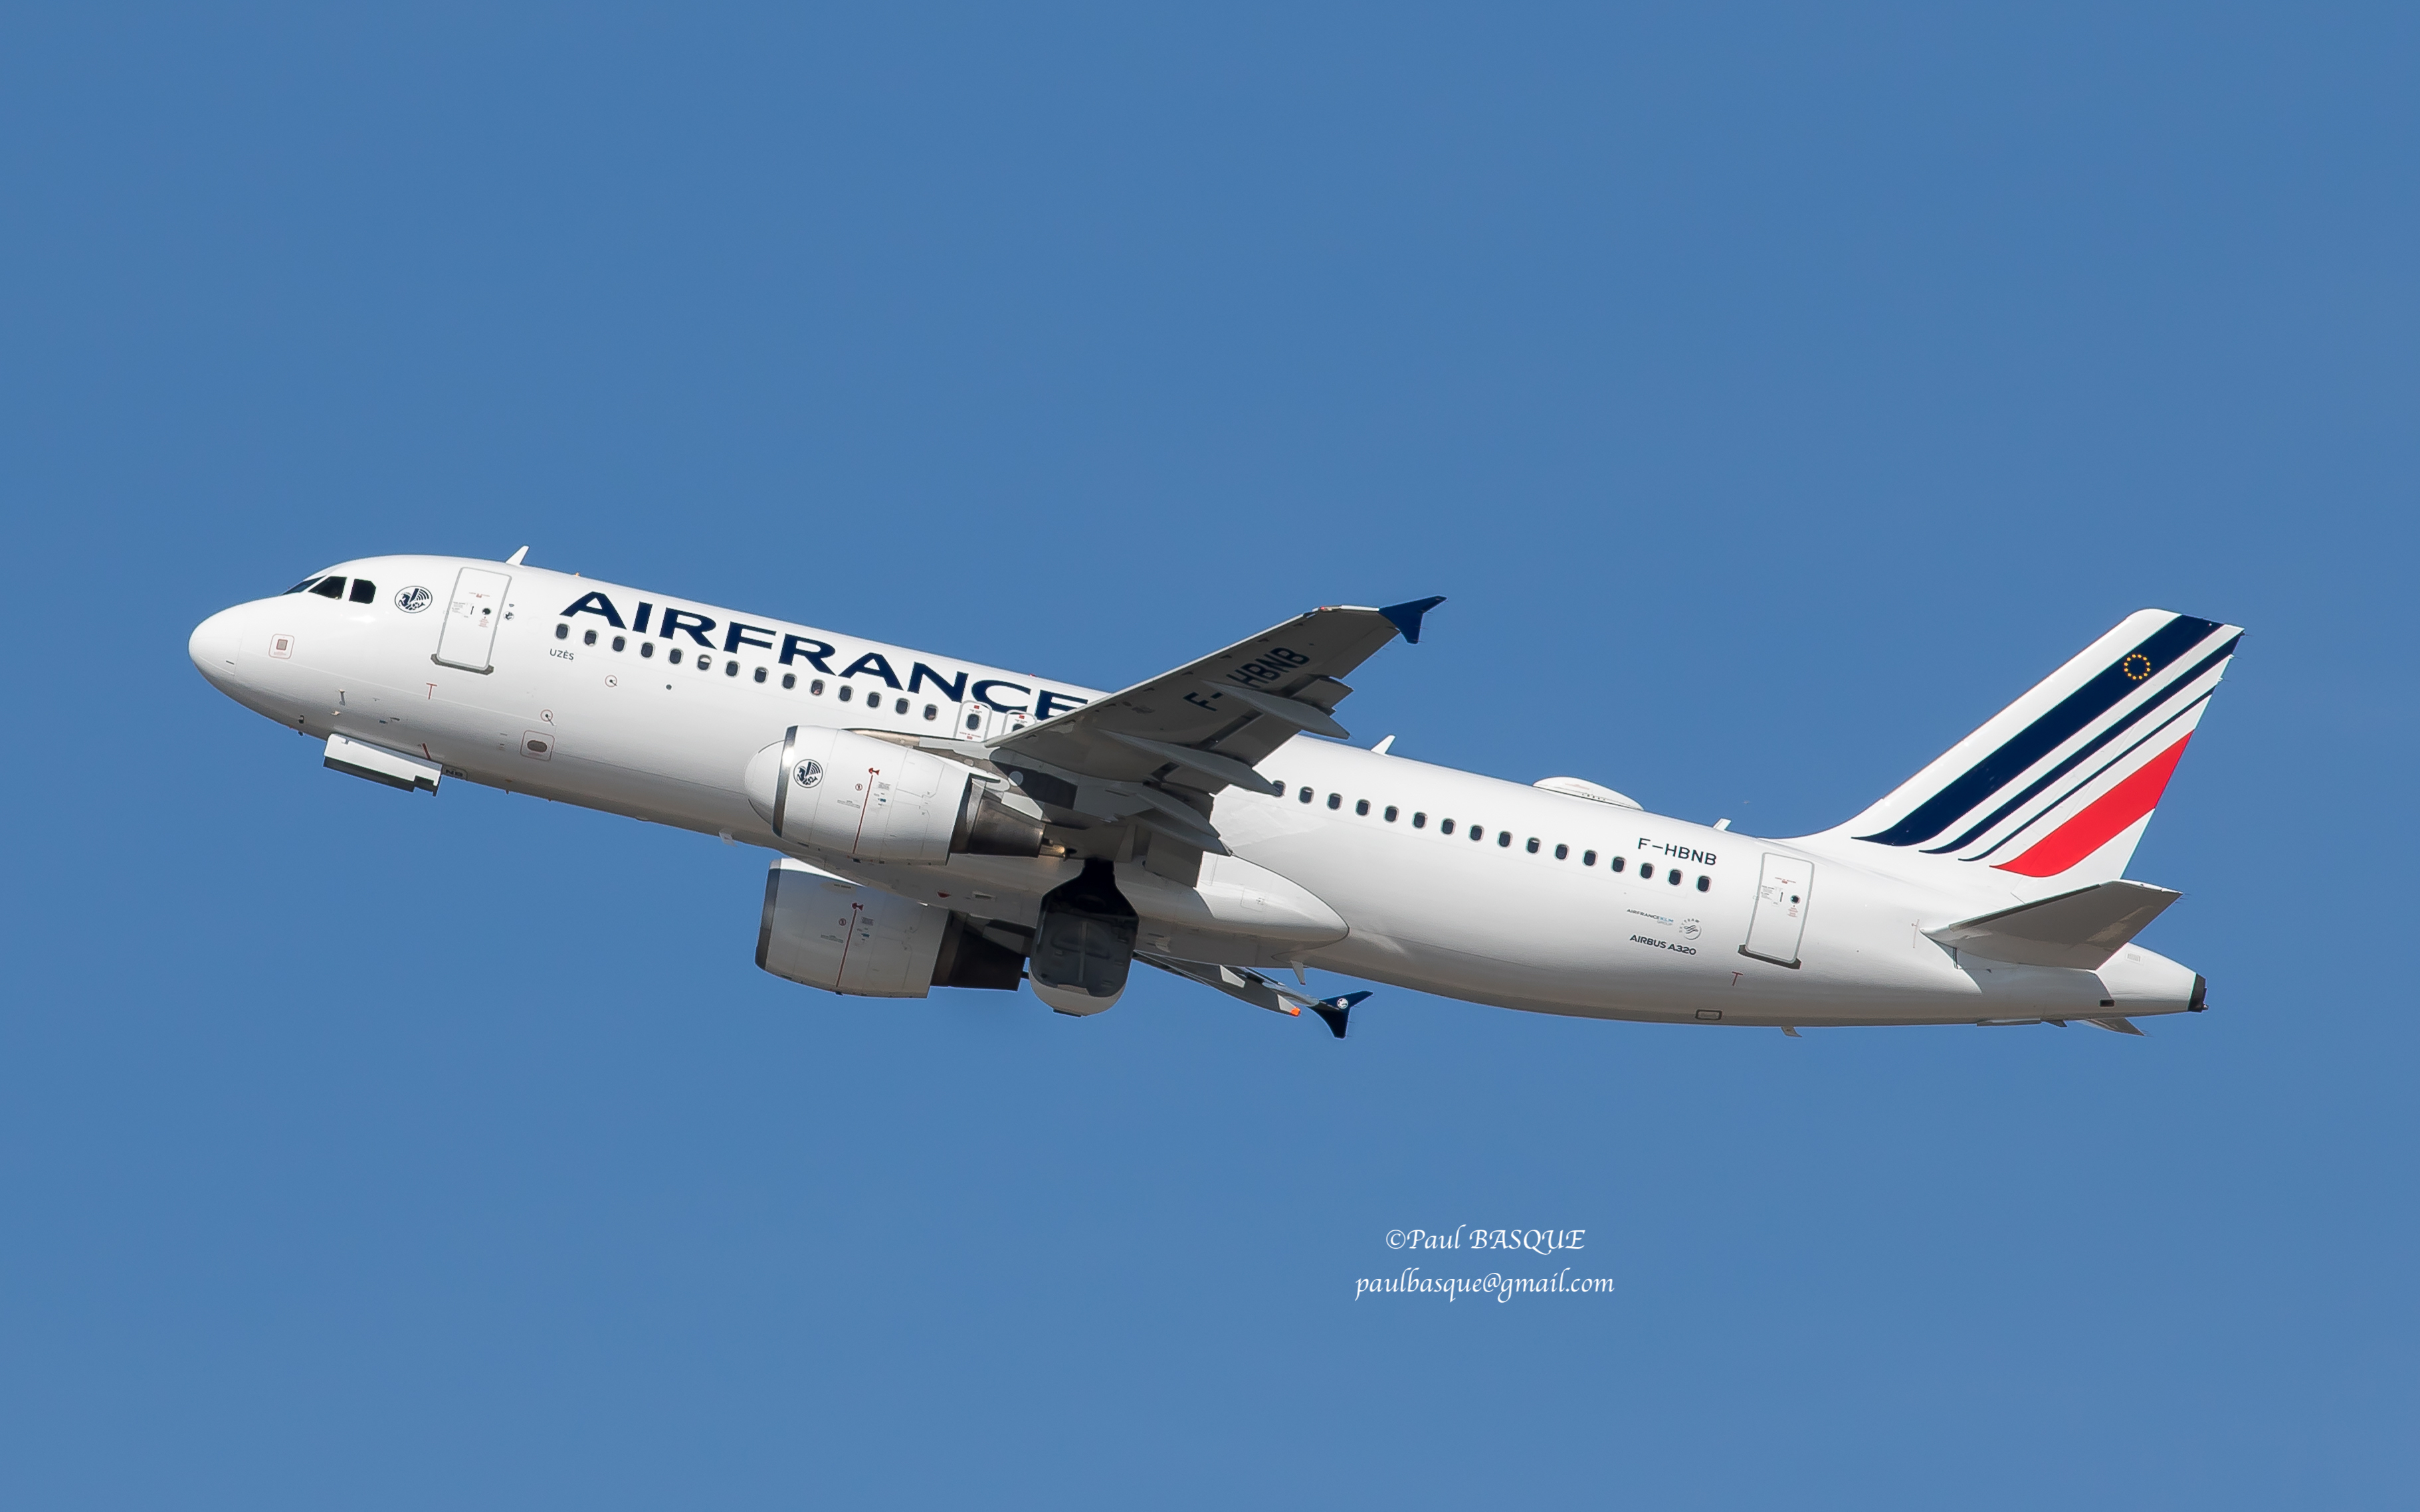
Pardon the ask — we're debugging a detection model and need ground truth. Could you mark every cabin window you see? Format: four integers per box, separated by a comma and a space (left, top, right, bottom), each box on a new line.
724, 662, 740, 678
1639, 864, 1655, 881
1473, 826, 1487, 842
1669, 869, 1684, 886
641, 642, 655, 659
1610, 856, 1625, 872
667, 647, 682, 665
348, 579, 376, 604
1499, 832, 1514, 848
1327, 793, 1341, 810
781, 672, 795, 690
1440, 818, 1455, 834
612, 636, 626, 652
554, 623, 569, 640
965, 711, 981, 730
1583, 850, 1597, 866
1553, 842, 1567, 859
811, 680, 825, 696
923, 704, 938, 721
1384, 806, 1399, 822
700, 657, 716, 673
1413, 812, 1427, 828
894, 698, 909, 715
1299, 787, 1314, 804
310, 577, 346, 599
1696, 875, 1711, 892
752, 666, 767, 683
1355, 799, 1370, 816
583, 628, 597, 646
839, 684, 853, 702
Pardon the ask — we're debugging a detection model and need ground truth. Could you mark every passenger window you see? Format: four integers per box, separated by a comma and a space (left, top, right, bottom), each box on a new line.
613, 636, 626, 652
1384, 806, 1398, 822
701, 657, 716, 672
811, 680, 825, 696
782, 672, 796, 690
583, 629, 597, 646
1553, 842, 1566, 859
668, 648, 682, 665
641, 642, 655, 659
1356, 799, 1370, 816
1498, 832, 1513, 848
753, 666, 767, 683
1611, 856, 1625, 872
1668, 869, 1684, 886
724, 662, 738, 678
923, 704, 938, 721
965, 711, 981, 730
895, 698, 908, 715
309, 577, 346, 599
554, 624, 569, 640
349, 579, 376, 604
1639, 864, 1655, 881
839, 684, 853, 702
1413, 812, 1426, 828
1441, 818, 1455, 834
1696, 875, 1710, 892
1472, 826, 1486, 842
1583, 850, 1597, 866
1327, 793, 1341, 810
1299, 787, 1314, 804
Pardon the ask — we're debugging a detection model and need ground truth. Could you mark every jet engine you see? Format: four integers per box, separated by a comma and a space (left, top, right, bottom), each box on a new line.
744, 726, 1043, 864
757, 858, 1026, 997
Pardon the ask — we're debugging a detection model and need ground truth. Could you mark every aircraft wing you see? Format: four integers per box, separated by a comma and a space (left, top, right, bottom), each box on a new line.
1925, 880, 2182, 969
984, 596, 1442, 804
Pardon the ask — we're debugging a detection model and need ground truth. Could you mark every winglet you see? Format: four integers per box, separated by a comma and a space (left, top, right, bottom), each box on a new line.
1378, 597, 1446, 645
1309, 991, 1373, 1040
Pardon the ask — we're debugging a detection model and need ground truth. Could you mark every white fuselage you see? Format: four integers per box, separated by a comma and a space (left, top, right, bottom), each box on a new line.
189, 555, 2203, 1028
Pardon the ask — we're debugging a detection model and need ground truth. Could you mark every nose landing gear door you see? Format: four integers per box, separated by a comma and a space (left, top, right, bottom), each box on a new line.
434, 567, 511, 674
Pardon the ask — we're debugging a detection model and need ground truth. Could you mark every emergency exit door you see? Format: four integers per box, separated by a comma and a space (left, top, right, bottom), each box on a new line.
1740, 852, 1814, 969
958, 696, 1031, 743
434, 567, 511, 673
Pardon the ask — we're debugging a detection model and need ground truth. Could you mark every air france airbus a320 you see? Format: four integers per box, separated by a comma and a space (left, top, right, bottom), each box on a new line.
189, 551, 2237, 1038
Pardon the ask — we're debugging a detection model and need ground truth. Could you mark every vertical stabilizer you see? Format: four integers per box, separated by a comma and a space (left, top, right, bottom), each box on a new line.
1822, 610, 2241, 892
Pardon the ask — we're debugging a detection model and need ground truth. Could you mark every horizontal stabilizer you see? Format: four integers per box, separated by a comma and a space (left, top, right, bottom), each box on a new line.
1926, 880, 2181, 969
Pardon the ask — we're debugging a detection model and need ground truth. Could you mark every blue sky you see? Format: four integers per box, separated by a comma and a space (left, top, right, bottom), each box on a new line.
3, 5, 2415, 1506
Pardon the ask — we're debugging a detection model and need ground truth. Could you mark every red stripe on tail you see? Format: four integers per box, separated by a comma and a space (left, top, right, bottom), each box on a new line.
1993, 735, 2193, 878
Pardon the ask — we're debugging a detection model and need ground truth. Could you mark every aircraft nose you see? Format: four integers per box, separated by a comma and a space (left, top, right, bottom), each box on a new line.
189, 607, 244, 686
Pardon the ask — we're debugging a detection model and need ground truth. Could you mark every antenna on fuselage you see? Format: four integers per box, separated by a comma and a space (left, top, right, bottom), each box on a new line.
504, 545, 530, 566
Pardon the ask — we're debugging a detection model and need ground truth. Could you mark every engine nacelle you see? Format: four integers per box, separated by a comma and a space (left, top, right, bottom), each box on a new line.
745, 726, 1042, 864
756, 859, 1027, 997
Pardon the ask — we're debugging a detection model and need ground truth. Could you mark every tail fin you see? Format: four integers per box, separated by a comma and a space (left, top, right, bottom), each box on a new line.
1823, 609, 2241, 890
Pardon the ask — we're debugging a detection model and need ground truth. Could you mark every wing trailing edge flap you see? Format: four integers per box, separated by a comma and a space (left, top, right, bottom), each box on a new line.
985, 599, 1444, 811
1926, 880, 2183, 970
1138, 953, 1373, 1038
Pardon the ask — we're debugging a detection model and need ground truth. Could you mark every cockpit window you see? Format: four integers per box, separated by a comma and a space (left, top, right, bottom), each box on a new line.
308, 577, 347, 599
348, 579, 375, 604
285, 577, 323, 594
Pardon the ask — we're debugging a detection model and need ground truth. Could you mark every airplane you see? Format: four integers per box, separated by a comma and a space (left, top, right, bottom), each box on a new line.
188, 549, 2239, 1038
